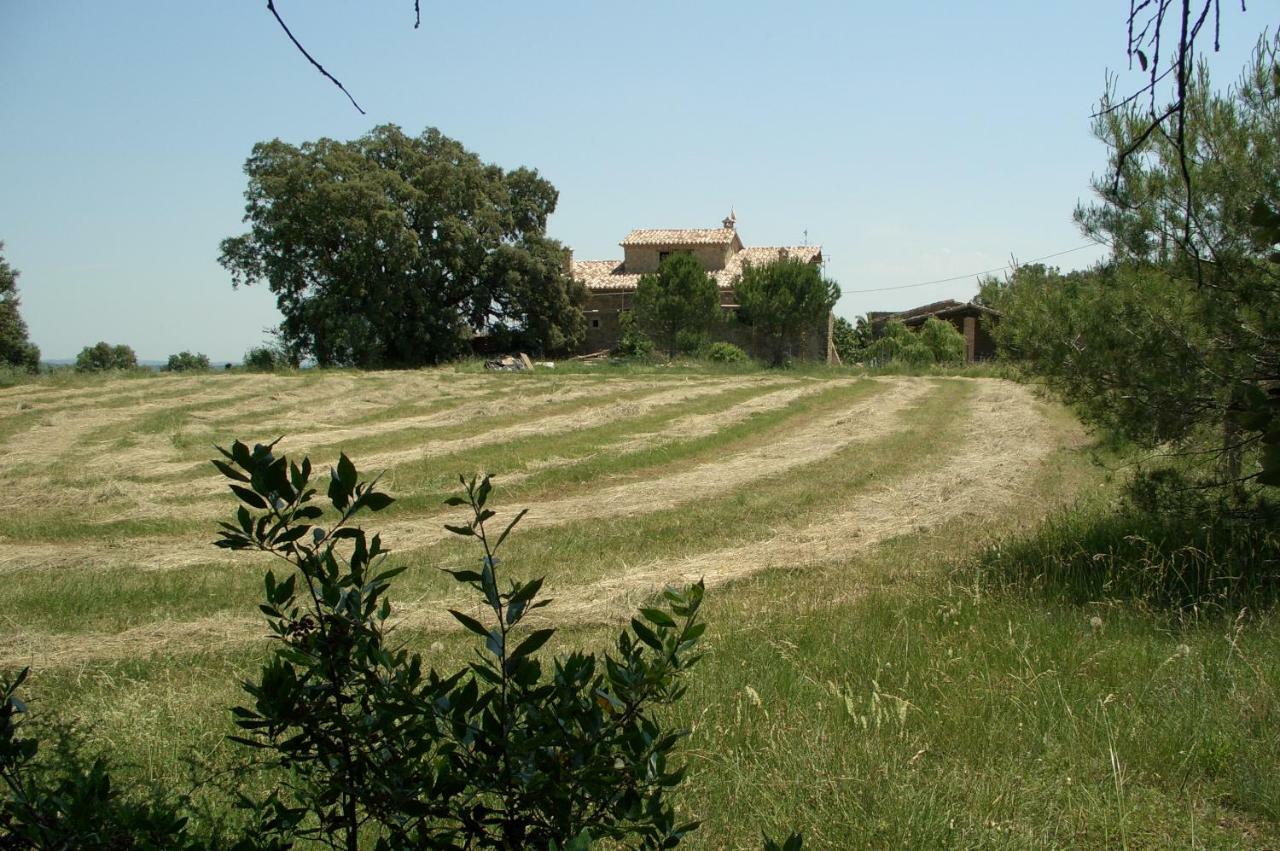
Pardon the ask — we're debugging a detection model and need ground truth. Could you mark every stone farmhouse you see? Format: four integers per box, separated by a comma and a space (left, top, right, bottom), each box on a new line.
570, 214, 833, 361
868, 299, 999, 362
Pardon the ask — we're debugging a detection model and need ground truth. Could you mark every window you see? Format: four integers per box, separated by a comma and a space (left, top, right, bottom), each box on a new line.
591, 318, 600, 328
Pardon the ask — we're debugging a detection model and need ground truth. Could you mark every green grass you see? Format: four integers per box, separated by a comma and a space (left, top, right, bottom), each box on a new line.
3, 366, 1278, 848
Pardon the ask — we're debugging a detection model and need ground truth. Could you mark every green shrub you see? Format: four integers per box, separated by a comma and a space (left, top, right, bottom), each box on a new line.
613, 311, 656, 359
676, 328, 708, 356
242, 344, 291, 372
703, 341, 748, 363
918, 317, 966, 364
0, 669, 202, 849
864, 320, 932, 367
210, 442, 706, 848
74, 342, 138, 372
164, 351, 210, 372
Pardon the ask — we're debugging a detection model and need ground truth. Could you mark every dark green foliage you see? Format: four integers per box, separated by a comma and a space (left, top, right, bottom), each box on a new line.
0, 243, 40, 373
702, 341, 748, 363
863, 320, 932, 367
733, 258, 838, 366
612, 311, 655, 359
165, 351, 211, 372
0, 669, 200, 849
213, 441, 705, 849
633, 254, 722, 359
219, 126, 585, 368
981, 262, 1214, 445
675, 328, 707, 356
917, 317, 965, 364
242, 344, 293, 372
830, 316, 866, 364
74, 341, 138, 372
483, 235, 588, 356
993, 37, 1280, 490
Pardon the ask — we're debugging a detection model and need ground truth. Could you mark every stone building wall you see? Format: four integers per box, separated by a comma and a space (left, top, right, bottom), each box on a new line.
622, 244, 734, 275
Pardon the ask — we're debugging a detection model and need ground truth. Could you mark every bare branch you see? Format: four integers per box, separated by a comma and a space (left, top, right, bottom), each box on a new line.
266, 0, 366, 115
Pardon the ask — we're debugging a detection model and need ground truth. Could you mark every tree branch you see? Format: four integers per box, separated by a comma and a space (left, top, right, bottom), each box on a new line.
266, 0, 366, 115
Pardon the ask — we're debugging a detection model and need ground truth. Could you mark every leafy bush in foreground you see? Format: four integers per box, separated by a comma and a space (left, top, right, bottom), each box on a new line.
0, 669, 201, 849
215, 440, 705, 849
0, 442, 711, 850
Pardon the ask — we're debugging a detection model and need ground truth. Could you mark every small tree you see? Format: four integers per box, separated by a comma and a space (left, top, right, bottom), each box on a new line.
0, 243, 40, 373
918, 317, 966, 364
164, 351, 210, 372
75, 342, 138, 372
864, 319, 932, 367
613, 311, 655, 359
832, 316, 873, 364
633, 253, 722, 359
243, 343, 293, 372
734, 258, 839, 366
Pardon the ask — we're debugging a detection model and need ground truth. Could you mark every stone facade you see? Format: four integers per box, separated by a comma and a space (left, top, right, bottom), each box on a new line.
573, 216, 833, 362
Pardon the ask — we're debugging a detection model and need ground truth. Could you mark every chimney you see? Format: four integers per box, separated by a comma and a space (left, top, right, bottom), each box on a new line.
563, 247, 574, 275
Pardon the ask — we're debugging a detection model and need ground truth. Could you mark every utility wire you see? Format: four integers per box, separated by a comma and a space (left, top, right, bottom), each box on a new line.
843, 243, 1102, 295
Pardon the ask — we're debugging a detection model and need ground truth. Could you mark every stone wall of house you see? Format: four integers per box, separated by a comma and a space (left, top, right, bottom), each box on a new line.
582, 291, 630, 352
622, 244, 733, 275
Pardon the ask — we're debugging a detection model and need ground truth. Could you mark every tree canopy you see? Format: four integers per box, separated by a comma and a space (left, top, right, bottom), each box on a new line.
0, 243, 40, 373
75, 342, 137, 372
165, 351, 210, 372
632, 253, 722, 359
219, 126, 585, 367
734, 257, 838, 366
988, 35, 1280, 488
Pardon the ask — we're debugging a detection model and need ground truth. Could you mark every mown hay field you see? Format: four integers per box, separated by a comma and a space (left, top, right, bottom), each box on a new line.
0, 368, 1068, 669
4, 367, 1277, 848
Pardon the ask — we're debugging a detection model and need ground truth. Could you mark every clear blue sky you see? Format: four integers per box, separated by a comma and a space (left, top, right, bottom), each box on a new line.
0, 2, 1267, 361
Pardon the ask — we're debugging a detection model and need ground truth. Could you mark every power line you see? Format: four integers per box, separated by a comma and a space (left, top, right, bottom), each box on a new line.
843, 243, 1102, 295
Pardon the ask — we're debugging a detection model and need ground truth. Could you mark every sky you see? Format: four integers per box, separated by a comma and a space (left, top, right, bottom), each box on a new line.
0, 1, 1269, 362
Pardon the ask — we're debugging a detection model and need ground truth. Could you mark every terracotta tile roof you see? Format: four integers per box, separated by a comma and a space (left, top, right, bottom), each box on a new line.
733, 246, 822, 269
620, 228, 738, 246
572, 245, 823, 294
873, 299, 998, 326
573, 261, 642, 292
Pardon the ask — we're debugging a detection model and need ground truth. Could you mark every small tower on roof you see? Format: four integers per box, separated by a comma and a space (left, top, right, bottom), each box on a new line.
722, 209, 737, 230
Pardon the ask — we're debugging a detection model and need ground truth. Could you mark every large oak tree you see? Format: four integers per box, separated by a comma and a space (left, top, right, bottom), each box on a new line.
219, 125, 585, 367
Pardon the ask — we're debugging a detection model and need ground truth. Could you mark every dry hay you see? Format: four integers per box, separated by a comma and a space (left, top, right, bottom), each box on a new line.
350, 374, 776, 473
1, 375, 911, 573
0, 374, 787, 572
0, 378, 1083, 670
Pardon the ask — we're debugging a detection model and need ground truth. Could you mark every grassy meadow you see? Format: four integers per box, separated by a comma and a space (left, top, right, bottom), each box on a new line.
0, 364, 1276, 848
